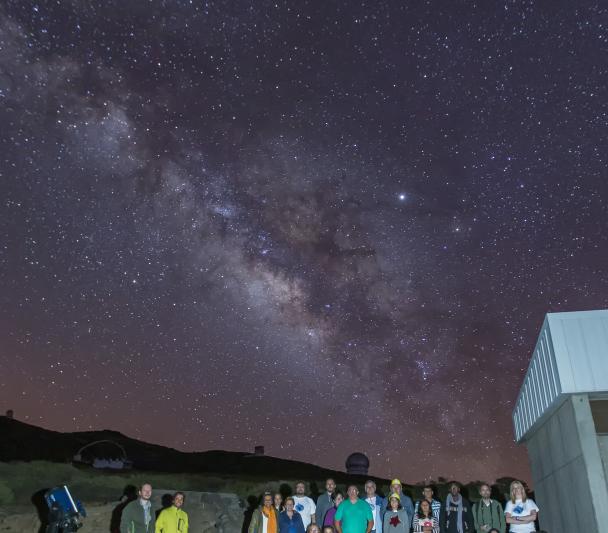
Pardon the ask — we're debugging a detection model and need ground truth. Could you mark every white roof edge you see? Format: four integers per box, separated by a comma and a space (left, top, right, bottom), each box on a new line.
512, 309, 608, 442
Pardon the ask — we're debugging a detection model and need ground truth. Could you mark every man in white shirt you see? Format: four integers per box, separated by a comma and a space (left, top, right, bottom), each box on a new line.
363, 480, 383, 533
293, 481, 316, 529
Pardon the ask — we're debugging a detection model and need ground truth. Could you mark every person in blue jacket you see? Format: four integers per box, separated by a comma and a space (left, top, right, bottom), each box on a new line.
279, 497, 305, 533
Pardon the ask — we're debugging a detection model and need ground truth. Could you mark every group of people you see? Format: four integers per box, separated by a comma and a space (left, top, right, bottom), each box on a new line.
116, 477, 539, 533
119, 483, 188, 533
248, 478, 539, 533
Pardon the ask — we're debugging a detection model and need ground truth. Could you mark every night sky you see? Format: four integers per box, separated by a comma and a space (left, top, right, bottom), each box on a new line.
1, 0, 607, 485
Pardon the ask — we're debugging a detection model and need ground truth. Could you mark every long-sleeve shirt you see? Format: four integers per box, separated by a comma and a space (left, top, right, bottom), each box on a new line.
413, 499, 443, 527
120, 499, 156, 533
412, 515, 440, 533
383, 509, 410, 533
443, 497, 474, 533
316, 493, 334, 526
278, 511, 305, 533
382, 495, 414, 524
155, 506, 188, 533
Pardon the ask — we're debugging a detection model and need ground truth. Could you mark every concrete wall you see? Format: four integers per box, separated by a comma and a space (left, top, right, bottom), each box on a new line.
525, 394, 608, 533
598, 435, 608, 489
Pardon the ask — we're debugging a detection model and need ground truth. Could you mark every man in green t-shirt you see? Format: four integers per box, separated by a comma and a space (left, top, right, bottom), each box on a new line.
334, 485, 373, 533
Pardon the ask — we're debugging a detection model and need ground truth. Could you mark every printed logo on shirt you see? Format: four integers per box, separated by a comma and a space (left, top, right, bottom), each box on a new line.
295, 503, 304, 512
389, 515, 401, 527
513, 505, 524, 514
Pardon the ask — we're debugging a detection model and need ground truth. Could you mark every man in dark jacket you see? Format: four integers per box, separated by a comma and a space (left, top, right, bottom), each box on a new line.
120, 483, 156, 533
472, 484, 505, 533
443, 483, 474, 533
316, 478, 336, 526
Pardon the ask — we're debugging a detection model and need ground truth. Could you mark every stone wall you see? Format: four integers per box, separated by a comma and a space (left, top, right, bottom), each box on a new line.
153, 489, 244, 532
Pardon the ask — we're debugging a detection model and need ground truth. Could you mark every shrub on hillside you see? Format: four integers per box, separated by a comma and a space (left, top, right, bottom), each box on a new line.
0, 480, 15, 505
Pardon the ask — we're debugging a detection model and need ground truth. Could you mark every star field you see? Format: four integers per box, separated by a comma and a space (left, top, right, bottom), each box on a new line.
1, 1, 607, 484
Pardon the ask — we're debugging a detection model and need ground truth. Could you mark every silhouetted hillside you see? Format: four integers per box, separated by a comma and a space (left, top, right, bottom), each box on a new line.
0, 416, 379, 483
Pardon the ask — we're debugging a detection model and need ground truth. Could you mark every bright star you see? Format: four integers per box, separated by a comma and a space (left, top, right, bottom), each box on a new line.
398, 193, 407, 201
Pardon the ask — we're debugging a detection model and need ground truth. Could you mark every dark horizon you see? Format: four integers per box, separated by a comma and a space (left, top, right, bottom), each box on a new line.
1, 1, 607, 486
0, 414, 527, 487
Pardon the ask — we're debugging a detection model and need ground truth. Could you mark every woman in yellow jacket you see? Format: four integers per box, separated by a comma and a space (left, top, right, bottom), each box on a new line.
156, 492, 188, 533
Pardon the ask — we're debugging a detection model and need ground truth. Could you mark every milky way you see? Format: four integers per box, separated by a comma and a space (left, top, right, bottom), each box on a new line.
1, 1, 607, 484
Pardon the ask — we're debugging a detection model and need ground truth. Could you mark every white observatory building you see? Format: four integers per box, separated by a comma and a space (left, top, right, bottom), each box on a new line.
513, 310, 608, 533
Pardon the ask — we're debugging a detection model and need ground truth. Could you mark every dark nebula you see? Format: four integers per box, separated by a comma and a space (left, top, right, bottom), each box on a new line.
1, 1, 607, 484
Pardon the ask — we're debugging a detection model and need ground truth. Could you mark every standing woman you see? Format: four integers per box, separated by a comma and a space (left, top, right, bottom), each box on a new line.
274, 493, 285, 514
323, 491, 344, 527
383, 493, 410, 533
504, 481, 538, 533
413, 499, 439, 533
279, 497, 305, 533
249, 492, 279, 533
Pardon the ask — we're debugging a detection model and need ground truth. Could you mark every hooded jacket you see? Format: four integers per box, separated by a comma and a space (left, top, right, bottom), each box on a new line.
155, 505, 188, 533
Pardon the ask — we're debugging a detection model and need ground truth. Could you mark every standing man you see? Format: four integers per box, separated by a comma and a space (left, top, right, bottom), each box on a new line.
363, 481, 383, 533
121, 482, 156, 533
316, 478, 336, 526
156, 492, 188, 533
334, 485, 373, 533
443, 483, 474, 533
293, 482, 316, 530
382, 480, 413, 524
249, 492, 279, 533
472, 483, 505, 533
413, 486, 444, 530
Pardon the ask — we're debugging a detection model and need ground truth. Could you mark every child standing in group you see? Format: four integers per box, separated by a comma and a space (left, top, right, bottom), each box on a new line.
383, 493, 410, 533
413, 499, 439, 533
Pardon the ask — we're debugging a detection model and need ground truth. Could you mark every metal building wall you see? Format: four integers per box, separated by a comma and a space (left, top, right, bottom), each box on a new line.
548, 310, 608, 393
513, 309, 608, 442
